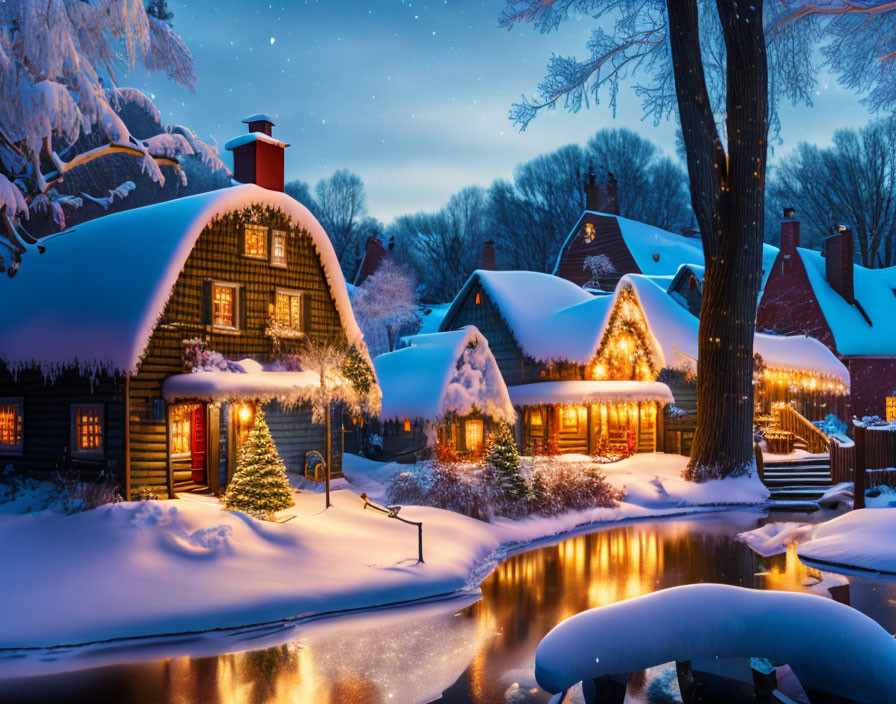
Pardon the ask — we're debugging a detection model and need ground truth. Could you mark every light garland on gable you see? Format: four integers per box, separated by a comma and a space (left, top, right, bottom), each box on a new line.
588, 285, 657, 382
759, 367, 848, 396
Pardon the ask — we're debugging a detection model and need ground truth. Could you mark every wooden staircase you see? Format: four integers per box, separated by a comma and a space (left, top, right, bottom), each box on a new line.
763, 455, 833, 502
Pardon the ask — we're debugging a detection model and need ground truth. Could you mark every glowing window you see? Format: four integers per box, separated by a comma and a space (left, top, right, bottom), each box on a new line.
582, 222, 596, 243
403, 418, 411, 433
0, 399, 23, 455
465, 419, 484, 453
169, 404, 193, 456
212, 283, 238, 329
561, 406, 584, 431
234, 403, 255, 446
529, 408, 544, 427
274, 290, 303, 330
887, 396, 896, 422
271, 230, 287, 268
72, 404, 104, 458
474, 290, 482, 305
243, 224, 268, 259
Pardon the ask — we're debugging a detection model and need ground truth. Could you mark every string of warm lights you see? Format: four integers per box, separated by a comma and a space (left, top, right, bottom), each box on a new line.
589, 286, 657, 383
759, 368, 848, 396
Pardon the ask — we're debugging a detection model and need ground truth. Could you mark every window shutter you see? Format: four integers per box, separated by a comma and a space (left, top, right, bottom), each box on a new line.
302, 293, 312, 334
238, 286, 248, 331
201, 281, 212, 325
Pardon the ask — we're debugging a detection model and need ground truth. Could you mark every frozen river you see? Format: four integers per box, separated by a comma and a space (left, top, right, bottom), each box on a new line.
2, 509, 894, 703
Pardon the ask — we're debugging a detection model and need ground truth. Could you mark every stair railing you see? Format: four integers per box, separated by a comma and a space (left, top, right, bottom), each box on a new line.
773, 404, 829, 454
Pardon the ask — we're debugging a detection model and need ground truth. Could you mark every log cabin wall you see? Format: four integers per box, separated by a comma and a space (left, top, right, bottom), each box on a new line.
555, 214, 641, 290
129, 205, 350, 498
265, 401, 343, 478
0, 367, 126, 480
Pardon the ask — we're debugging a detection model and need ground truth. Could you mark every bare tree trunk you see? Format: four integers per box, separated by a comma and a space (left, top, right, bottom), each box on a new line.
667, 0, 768, 480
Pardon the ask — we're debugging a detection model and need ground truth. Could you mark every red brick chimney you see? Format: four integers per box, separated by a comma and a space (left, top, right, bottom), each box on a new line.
354, 236, 388, 286
481, 240, 496, 270
225, 114, 289, 192
584, 171, 619, 215
780, 207, 799, 253
825, 226, 855, 303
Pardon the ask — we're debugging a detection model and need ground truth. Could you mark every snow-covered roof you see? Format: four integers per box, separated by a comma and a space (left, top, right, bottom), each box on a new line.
554, 211, 779, 291
374, 326, 515, 424
621, 275, 849, 385
224, 132, 289, 150
798, 248, 896, 356
163, 369, 320, 406
507, 380, 674, 407
534, 583, 896, 702
0, 184, 367, 376
442, 270, 603, 364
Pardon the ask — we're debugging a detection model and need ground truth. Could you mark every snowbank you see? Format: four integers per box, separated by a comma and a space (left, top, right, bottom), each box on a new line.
507, 380, 673, 407
798, 509, 896, 575
163, 368, 320, 405
0, 452, 770, 650
533, 583, 896, 702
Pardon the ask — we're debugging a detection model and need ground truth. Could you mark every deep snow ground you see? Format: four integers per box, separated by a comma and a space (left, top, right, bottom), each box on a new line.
0, 453, 770, 650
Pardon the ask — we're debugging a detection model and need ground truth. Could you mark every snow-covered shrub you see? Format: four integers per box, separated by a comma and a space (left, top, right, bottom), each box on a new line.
387, 462, 491, 520
434, 442, 460, 465
812, 414, 848, 437
54, 471, 122, 510
527, 461, 622, 516
386, 456, 622, 520
181, 338, 229, 372
0, 466, 121, 514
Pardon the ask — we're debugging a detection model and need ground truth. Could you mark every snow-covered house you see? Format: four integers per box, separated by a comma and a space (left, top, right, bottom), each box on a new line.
438, 270, 674, 455
757, 216, 896, 417
0, 119, 378, 499
553, 175, 779, 292
371, 326, 515, 459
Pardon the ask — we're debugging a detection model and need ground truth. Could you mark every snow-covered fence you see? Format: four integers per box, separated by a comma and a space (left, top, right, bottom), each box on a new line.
534, 584, 896, 704
831, 422, 896, 507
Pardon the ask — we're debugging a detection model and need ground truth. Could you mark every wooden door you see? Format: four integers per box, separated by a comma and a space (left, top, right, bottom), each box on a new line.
191, 405, 207, 484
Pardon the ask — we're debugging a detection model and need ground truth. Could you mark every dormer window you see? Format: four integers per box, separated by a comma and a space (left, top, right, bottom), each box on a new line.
475, 290, 482, 305
271, 230, 287, 268
582, 222, 596, 243
243, 224, 268, 260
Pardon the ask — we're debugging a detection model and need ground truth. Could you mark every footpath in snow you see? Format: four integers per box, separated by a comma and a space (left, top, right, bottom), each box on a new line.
0, 453, 769, 650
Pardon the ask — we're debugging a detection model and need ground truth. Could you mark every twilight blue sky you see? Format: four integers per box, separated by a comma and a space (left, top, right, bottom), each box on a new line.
133, 0, 872, 222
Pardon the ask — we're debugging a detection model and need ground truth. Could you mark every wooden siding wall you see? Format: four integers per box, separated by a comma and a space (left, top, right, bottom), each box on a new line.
265, 401, 343, 477
555, 214, 640, 290
0, 367, 126, 480
129, 208, 349, 497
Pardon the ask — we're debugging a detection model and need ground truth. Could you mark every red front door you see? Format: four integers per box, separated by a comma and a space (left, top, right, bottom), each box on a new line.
191, 405, 207, 484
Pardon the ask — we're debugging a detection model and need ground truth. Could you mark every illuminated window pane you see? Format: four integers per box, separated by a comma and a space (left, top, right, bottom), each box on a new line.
561, 406, 582, 431
0, 401, 22, 452
234, 403, 254, 446
465, 419, 484, 452
72, 405, 103, 456
403, 418, 411, 433
170, 405, 193, 455
529, 408, 543, 427
213, 284, 236, 328
244, 224, 268, 259
582, 222, 596, 243
271, 230, 287, 267
274, 291, 303, 330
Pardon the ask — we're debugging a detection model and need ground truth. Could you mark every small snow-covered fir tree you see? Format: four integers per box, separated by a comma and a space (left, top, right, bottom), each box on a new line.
222, 409, 294, 519
486, 422, 528, 500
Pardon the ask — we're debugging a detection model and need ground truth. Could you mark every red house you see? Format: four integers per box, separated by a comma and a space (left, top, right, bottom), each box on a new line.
757, 214, 896, 418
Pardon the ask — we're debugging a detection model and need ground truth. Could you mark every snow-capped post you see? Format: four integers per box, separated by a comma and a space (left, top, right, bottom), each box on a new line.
854, 421, 867, 510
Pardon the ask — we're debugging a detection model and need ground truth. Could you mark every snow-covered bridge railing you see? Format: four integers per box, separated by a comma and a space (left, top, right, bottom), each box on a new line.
534, 584, 896, 704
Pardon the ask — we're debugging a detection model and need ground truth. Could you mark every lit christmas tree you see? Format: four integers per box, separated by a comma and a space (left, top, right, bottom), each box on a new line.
223, 409, 294, 519
487, 422, 528, 500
